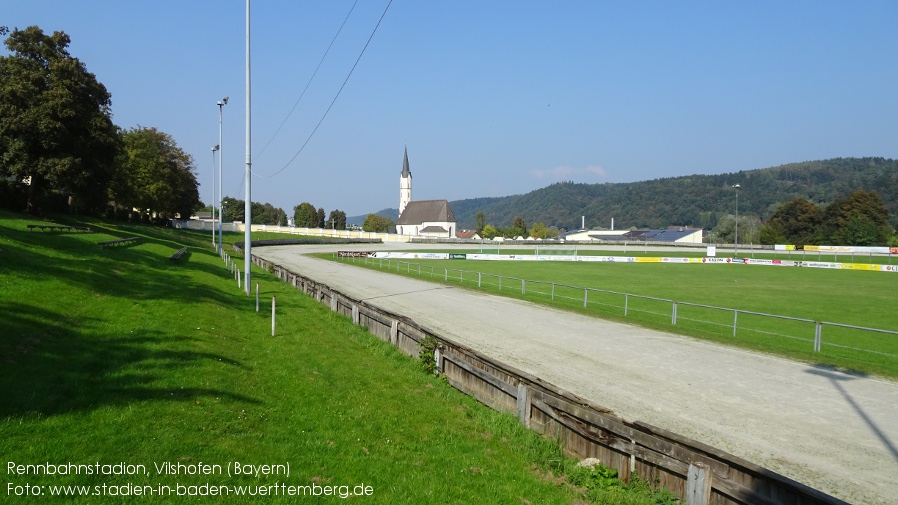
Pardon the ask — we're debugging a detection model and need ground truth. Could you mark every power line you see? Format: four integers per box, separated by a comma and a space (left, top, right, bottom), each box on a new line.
253, 0, 359, 162
253, 0, 393, 179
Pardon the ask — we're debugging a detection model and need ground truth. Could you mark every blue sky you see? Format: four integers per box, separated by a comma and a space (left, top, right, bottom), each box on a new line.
5, 1, 898, 217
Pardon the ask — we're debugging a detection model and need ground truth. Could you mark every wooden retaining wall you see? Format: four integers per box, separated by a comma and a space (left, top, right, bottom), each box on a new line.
254, 254, 847, 505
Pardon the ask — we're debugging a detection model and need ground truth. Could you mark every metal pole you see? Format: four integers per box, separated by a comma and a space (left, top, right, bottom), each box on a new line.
211, 146, 218, 246
255, 283, 259, 312
217, 99, 227, 253
243, 0, 252, 296
271, 296, 276, 336
734, 184, 740, 258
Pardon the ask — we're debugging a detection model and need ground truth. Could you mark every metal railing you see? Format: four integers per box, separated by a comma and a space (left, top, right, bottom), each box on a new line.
343, 256, 898, 370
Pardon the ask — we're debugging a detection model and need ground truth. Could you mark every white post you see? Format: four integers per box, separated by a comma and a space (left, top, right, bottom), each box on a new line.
271, 296, 276, 336
255, 283, 259, 312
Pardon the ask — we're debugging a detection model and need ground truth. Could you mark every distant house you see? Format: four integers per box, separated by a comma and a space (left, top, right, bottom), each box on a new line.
456, 229, 481, 240
560, 227, 703, 244
396, 199, 457, 238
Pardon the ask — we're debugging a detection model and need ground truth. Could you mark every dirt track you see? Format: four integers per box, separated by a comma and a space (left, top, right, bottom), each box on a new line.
256, 243, 898, 505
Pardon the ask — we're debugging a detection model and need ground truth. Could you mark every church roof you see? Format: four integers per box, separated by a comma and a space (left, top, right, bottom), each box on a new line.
397, 199, 456, 225
401, 146, 411, 177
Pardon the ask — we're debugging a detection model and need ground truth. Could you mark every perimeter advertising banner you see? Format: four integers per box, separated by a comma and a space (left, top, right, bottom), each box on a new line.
360, 252, 897, 274
337, 251, 374, 258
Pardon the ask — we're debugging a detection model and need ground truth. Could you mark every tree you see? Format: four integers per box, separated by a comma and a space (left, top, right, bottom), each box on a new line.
327, 209, 347, 230
0, 26, 120, 213
506, 215, 528, 238
221, 196, 244, 223
113, 126, 200, 220
293, 202, 317, 228
481, 224, 499, 239
316, 207, 326, 229
529, 222, 549, 239
475, 211, 486, 235
362, 214, 394, 233
819, 190, 890, 245
759, 197, 822, 246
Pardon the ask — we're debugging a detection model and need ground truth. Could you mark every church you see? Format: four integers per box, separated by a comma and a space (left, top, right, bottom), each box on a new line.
395, 147, 457, 238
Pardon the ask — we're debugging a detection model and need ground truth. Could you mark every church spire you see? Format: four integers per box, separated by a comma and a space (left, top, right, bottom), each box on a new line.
399, 146, 412, 218
401, 145, 411, 177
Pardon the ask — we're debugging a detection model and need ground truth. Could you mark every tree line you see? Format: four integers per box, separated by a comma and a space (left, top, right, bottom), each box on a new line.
0, 26, 200, 220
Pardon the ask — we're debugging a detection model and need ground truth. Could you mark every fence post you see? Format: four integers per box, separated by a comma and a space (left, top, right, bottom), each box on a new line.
444, 269, 448, 281
352, 304, 360, 325
255, 283, 259, 312
478, 272, 481, 288
522, 279, 526, 295
390, 320, 399, 346
624, 294, 629, 316
685, 462, 711, 505
271, 296, 276, 336
583, 288, 588, 308
814, 322, 822, 352
733, 310, 738, 337
551, 283, 555, 301
516, 382, 532, 429
672, 302, 678, 325
237, 268, 241, 289
330, 293, 338, 312
499, 276, 502, 291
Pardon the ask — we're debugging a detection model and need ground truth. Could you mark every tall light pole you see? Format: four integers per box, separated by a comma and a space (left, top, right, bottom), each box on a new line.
217, 97, 228, 253
211, 145, 219, 246
734, 184, 741, 257
244, 0, 252, 295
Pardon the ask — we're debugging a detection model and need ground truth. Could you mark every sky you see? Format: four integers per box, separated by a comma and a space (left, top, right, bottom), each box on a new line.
5, 1, 898, 217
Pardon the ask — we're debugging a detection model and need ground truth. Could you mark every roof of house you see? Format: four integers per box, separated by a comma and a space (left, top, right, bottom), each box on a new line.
397, 199, 456, 225
597, 228, 702, 242
420, 225, 448, 233
456, 230, 479, 239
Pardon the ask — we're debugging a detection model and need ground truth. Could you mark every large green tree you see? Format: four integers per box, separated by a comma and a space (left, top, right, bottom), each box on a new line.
327, 209, 347, 230
758, 197, 822, 246
0, 26, 120, 213
114, 127, 200, 220
818, 190, 891, 246
293, 202, 318, 228
362, 213, 394, 233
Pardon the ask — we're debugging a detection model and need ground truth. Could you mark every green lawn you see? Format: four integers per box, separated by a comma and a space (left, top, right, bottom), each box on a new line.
330, 252, 898, 379
1, 212, 675, 504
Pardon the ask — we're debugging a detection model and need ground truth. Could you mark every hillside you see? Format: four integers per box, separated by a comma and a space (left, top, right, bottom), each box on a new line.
350, 158, 898, 231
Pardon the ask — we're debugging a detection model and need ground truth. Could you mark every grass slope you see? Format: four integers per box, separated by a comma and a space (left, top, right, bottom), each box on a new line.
1, 212, 674, 504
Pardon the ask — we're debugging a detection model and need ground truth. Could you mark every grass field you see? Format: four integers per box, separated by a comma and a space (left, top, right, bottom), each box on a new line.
1, 212, 679, 504
330, 251, 898, 379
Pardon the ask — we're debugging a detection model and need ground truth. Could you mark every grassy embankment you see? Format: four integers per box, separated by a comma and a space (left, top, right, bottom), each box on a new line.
330, 249, 898, 379
1, 211, 676, 504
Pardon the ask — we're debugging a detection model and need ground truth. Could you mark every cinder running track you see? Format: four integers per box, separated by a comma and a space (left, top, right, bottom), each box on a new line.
256, 244, 898, 505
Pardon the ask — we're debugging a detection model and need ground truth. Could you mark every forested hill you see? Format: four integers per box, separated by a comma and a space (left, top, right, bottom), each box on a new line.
355, 158, 898, 231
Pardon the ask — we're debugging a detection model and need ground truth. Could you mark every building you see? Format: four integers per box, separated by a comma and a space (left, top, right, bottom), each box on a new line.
561, 227, 703, 244
395, 147, 457, 238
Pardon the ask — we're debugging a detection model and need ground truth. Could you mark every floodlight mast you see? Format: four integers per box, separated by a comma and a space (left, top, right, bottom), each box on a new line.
734, 184, 741, 257
211, 145, 219, 247
217, 97, 228, 253
244, 0, 252, 295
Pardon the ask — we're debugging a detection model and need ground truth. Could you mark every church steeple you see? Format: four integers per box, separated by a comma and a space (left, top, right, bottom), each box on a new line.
399, 146, 412, 218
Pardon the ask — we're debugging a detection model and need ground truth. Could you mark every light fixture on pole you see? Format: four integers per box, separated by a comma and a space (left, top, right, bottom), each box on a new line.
217, 96, 228, 253
734, 184, 741, 257
211, 145, 219, 246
